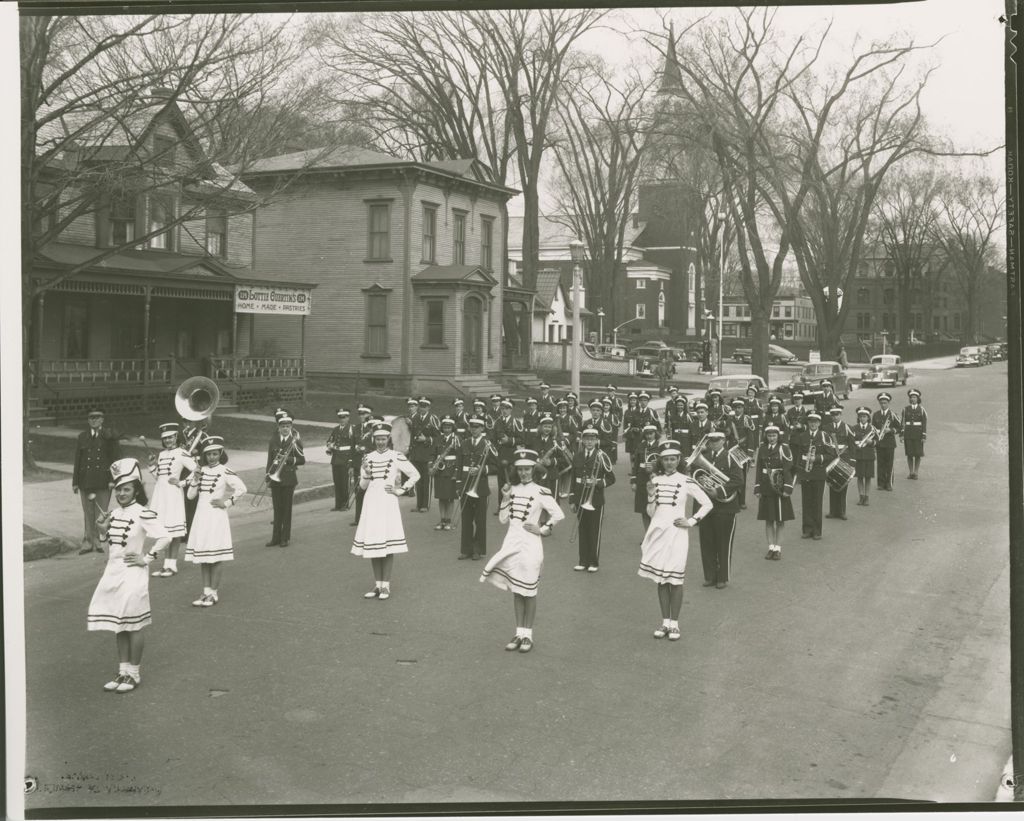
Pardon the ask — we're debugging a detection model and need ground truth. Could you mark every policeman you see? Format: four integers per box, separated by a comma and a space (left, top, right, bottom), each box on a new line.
72, 407, 122, 554
872, 392, 902, 490
326, 408, 357, 511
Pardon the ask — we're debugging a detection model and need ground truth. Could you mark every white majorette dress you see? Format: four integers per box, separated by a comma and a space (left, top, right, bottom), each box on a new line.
148, 448, 196, 538
480, 483, 565, 597
87, 503, 169, 632
637, 473, 713, 585
184, 465, 247, 563
352, 450, 420, 557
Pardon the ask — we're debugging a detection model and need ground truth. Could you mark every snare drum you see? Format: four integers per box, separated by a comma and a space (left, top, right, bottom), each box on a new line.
825, 457, 855, 492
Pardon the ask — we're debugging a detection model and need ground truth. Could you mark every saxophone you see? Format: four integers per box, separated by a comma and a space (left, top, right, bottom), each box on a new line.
429, 436, 460, 474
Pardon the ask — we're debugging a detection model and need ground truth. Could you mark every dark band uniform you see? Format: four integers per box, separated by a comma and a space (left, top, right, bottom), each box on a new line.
430, 430, 462, 501
872, 398, 902, 490
266, 425, 305, 545
825, 416, 855, 519
791, 421, 835, 539
327, 416, 357, 510
570, 440, 616, 569
901, 403, 927, 457
754, 438, 795, 523
493, 408, 524, 485
409, 405, 440, 510
458, 429, 497, 559
73, 420, 122, 551
530, 426, 570, 497
696, 437, 745, 586
630, 434, 662, 523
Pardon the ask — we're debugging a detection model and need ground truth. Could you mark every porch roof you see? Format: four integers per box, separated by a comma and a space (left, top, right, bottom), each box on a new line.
411, 264, 497, 286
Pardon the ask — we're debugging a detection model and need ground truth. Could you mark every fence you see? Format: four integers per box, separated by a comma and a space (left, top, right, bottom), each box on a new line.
532, 342, 636, 375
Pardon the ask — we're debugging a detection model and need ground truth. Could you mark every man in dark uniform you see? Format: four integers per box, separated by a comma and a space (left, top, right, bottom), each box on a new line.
537, 383, 558, 418
265, 414, 305, 547
351, 405, 374, 526
668, 396, 696, 455
588, 399, 617, 465
451, 398, 469, 439
690, 401, 715, 452
72, 407, 122, 554
326, 408, 357, 511
569, 427, 616, 572
522, 397, 542, 441
791, 412, 835, 540
486, 394, 503, 431
636, 391, 661, 433
409, 396, 439, 512
458, 417, 496, 560
815, 380, 841, 416
532, 415, 569, 498
630, 423, 662, 531
824, 406, 855, 520
785, 391, 807, 442
873, 392, 902, 491
492, 398, 523, 487
697, 430, 745, 588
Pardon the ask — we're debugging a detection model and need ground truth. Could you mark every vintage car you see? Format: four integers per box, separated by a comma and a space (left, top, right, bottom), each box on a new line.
781, 360, 851, 400
987, 343, 1005, 362
731, 344, 799, 365
705, 374, 771, 403
955, 346, 986, 367
860, 354, 909, 387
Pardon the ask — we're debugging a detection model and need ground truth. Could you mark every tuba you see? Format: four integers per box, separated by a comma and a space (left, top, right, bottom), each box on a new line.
175, 377, 220, 422
689, 453, 737, 503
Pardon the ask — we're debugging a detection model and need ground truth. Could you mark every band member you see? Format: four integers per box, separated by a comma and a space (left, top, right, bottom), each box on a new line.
88, 458, 171, 694
691, 402, 715, 445
638, 440, 714, 640
429, 416, 461, 531
588, 400, 618, 465
486, 394, 503, 431
265, 414, 305, 548
73, 407, 122, 554
668, 396, 696, 457
451, 398, 469, 438
480, 448, 565, 654
743, 384, 764, 427
522, 397, 541, 440
814, 380, 841, 416
603, 384, 625, 423
901, 389, 927, 479
493, 398, 523, 486
636, 391, 661, 433
408, 397, 439, 512
762, 396, 790, 443
352, 422, 420, 600
566, 392, 584, 428
458, 417, 497, 560
824, 407, 855, 520
147, 422, 196, 578
663, 388, 681, 435
792, 412, 835, 540
754, 425, 795, 560
873, 392, 902, 490
351, 405, 374, 526
185, 436, 247, 607
785, 391, 807, 440
327, 409, 357, 512
601, 398, 621, 450
695, 431, 745, 588
851, 406, 877, 506
726, 397, 756, 509
721, 398, 748, 447
538, 383, 559, 417
705, 388, 725, 423
555, 398, 580, 450
532, 415, 570, 498
631, 424, 662, 531
570, 427, 616, 572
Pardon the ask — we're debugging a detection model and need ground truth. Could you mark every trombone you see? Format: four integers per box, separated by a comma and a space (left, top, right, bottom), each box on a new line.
453, 439, 497, 528
251, 434, 302, 507
570, 448, 610, 542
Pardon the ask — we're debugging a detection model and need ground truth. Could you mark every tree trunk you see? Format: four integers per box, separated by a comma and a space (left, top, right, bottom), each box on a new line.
749, 311, 770, 382
521, 186, 541, 293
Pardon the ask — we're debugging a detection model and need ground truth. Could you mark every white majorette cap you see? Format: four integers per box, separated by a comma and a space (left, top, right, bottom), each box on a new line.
642, 423, 658, 434
638, 391, 651, 400
627, 392, 639, 400
371, 422, 392, 436
581, 427, 599, 437
731, 397, 746, 407
659, 439, 682, 456
908, 388, 922, 399
202, 435, 225, 453
336, 408, 350, 417
278, 414, 293, 424
158, 422, 179, 436
468, 416, 486, 427
764, 425, 781, 435
110, 458, 143, 487
439, 416, 455, 427
606, 384, 617, 391
828, 406, 843, 415
567, 391, 579, 400
856, 406, 871, 416
513, 448, 539, 467
806, 412, 822, 421
473, 398, 486, 406
490, 394, 502, 402
556, 398, 569, 407
706, 430, 726, 440
357, 405, 372, 415
675, 395, 689, 404
668, 386, 679, 394
877, 392, 892, 402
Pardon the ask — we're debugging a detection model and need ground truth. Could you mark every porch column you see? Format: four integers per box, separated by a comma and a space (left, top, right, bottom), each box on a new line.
142, 287, 151, 386
231, 307, 238, 377
35, 292, 45, 387
301, 314, 307, 377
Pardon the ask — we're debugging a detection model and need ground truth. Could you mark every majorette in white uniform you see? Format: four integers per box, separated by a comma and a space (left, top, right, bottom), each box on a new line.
148, 423, 196, 538
185, 440, 247, 564
638, 445, 714, 586
351, 439, 420, 557
481, 471, 565, 597
87, 461, 170, 633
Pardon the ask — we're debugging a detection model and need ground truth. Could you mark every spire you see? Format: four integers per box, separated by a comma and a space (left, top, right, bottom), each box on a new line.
659, 22, 684, 96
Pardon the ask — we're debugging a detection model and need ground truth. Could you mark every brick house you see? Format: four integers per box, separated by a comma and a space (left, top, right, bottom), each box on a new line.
241, 147, 517, 395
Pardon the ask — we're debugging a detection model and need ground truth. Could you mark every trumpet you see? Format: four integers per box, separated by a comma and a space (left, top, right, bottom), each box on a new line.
855, 426, 878, 450
802, 443, 817, 473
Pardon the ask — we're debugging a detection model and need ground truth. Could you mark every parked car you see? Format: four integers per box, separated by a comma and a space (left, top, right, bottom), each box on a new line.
859, 354, 909, 387
955, 346, 985, 367
630, 344, 687, 362
629, 340, 669, 353
706, 374, 771, 403
987, 343, 1004, 361
783, 361, 851, 399
732, 344, 799, 365
596, 343, 628, 358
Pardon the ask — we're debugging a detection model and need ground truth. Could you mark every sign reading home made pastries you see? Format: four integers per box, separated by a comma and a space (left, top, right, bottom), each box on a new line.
234, 285, 312, 315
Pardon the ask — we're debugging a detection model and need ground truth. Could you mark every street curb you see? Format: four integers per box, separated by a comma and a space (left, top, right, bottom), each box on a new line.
293, 483, 336, 506
997, 754, 1015, 801
24, 535, 76, 562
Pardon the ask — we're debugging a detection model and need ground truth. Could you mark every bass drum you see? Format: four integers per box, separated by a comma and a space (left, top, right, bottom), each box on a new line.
390, 416, 412, 455
825, 457, 855, 492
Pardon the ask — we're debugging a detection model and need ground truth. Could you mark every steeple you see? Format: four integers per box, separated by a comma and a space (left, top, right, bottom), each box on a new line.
659, 22, 684, 96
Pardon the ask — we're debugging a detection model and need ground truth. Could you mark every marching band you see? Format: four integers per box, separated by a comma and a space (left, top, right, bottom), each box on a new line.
84, 376, 934, 687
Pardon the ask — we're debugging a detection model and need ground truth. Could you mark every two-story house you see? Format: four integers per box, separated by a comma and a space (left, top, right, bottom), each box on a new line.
27, 90, 314, 420
241, 147, 517, 396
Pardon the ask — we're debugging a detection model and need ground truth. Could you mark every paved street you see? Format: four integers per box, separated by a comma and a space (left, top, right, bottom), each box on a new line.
21, 361, 1010, 810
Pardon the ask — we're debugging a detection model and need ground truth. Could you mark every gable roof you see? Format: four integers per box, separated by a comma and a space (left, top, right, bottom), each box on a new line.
412, 264, 497, 286
534, 269, 561, 311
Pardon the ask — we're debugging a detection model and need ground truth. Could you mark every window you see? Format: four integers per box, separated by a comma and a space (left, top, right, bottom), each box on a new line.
856, 313, 871, 331
723, 323, 738, 337
367, 203, 391, 260
783, 323, 794, 339
62, 300, 89, 359
480, 216, 494, 270
109, 196, 136, 246
636, 303, 646, 319
858, 288, 870, 306
366, 293, 389, 355
772, 306, 780, 318
206, 210, 226, 258
953, 312, 961, 330
152, 134, 175, 168
422, 205, 437, 263
784, 306, 792, 318
148, 197, 173, 250
111, 308, 144, 358
883, 289, 894, 305
636, 278, 646, 289
425, 299, 445, 346
453, 211, 466, 264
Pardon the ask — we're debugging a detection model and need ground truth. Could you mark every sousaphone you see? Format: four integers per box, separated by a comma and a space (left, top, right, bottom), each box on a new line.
175, 377, 220, 422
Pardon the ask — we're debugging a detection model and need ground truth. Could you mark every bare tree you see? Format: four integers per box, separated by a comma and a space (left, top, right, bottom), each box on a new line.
933, 173, 1005, 343
549, 60, 655, 335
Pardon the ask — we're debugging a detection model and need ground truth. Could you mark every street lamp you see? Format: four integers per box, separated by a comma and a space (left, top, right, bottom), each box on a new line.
717, 212, 726, 377
703, 310, 715, 374
569, 239, 584, 397
597, 308, 605, 345
612, 317, 639, 349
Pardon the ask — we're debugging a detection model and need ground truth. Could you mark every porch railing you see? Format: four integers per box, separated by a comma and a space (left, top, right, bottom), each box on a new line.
208, 356, 305, 381
32, 358, 173, 386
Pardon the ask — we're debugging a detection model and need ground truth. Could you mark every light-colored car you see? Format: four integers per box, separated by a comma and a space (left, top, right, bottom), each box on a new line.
732, 344, 799, 365
596, 343, 628, 358
860, 354, 909, 387
706, 374, 771, 403
786, 361, 851, 399
955, 346, 985, 367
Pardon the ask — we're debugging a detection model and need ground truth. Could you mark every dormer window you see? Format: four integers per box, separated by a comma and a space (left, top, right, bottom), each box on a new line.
206, 209, 227, 258
109, 196, 136, 246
